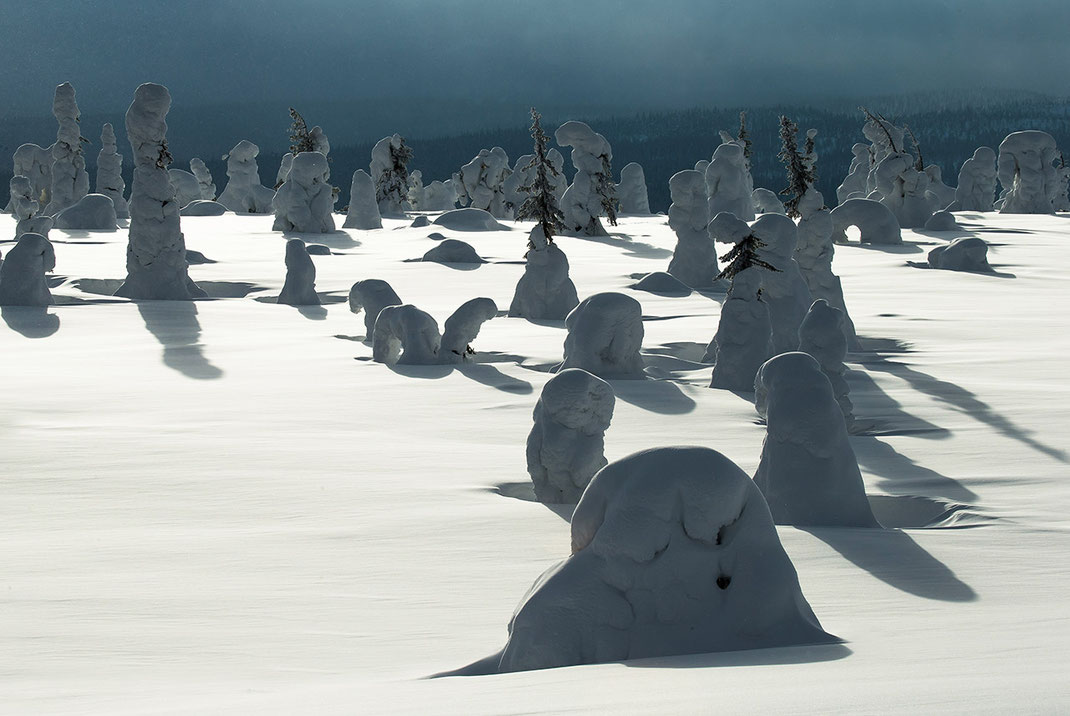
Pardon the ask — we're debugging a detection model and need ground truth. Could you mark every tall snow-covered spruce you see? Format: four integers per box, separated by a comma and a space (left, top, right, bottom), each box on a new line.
114, 83, 205, 300
44, 82, 90, 216
95, 123, 128, 218
371, 134, 413, 217
515, 108, 566, 246
778, 115, 814, 219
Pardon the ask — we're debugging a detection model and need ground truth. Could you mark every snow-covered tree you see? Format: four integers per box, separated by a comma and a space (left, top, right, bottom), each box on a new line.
95, 123, 128, 218
44, 82, 90, 216
516, 108, 566, 245
556, 121, 615, 235
371, 134, 413, 217
778, 115, 814, 219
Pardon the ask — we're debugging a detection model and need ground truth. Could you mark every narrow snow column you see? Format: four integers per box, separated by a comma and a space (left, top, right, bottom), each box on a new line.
560, 292, 645, 379
753, 213, 812, 355
706, 142, 753, 221
96, 123, 129, 218
508, 225, 580, 320
997, 131, 1059, 214
114, 83, 205, 300
272, 152, 336, 233
440, 297, 497, 363
190, 158, 216, 200
798, 300, 853, 425
343, 170, 383, 229
9, 176, 54, 239
277, 239, 321, 306
753, 352, 878, 528
793, 188, 858, 349
43, 82, 90, 216
666, 170, 716, 288
526, 368, 615, 504
488, 446, 834, 673
0, 233, 56, 306
555, 121, 615, 236
616, 162, 650, 215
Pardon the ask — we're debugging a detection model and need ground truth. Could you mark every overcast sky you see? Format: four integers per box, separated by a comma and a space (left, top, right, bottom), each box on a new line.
2, 0, 1067, 117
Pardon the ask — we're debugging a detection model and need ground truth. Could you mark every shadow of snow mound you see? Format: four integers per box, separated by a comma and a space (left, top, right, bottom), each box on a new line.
866, 494, 993, 529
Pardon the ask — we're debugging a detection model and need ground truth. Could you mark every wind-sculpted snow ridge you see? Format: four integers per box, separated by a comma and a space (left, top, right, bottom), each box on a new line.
52, 194, 117, 231
798, 300, 853, 425
272, 152, 336, 234
953, 147, 997, 212
348, 278, 402, 338
829, 199, 902, 245
455, 446, 835, 674
343, 170, 382, 230
0, 233, 56, 306
217, 140, 276, 214
96, 123, 128, 218
556, 121, 613, 236
560, 292, 644, 379
928, 237, 992, 272
372, 299, 497, 366
997, 131, 1059, 214
754, 352, 879, 528
114, 83, 205, 301
509, 226, 580, 321
277, 239, 320, 306
527, 369, 614, 504
43, 82, 89, 217
666, 170, 716, 289
616, 162, 650, 215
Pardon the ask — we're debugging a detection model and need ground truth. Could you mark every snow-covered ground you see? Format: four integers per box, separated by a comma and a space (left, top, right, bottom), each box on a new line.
2, 210, 1069, 713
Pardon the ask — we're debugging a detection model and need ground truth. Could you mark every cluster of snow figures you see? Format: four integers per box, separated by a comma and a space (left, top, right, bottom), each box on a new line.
555, 121, 616, 236
272, 152, 336, 233
459, 446, 835, 674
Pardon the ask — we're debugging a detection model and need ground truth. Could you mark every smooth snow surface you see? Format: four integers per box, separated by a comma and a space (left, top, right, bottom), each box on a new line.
2, 207, 1070, 713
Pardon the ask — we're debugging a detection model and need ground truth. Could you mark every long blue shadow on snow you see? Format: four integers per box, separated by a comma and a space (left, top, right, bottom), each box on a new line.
1, 306, 61, 338
137, 301, 223, 380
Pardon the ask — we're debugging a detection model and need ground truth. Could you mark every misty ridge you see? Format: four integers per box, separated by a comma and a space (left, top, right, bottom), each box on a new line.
3, 90, 1068, 213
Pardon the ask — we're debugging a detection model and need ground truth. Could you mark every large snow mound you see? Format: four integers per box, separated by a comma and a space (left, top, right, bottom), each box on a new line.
52, 193, 118, 231
560, 292, 645, 379
469, 446, 834, 673
432, 208, 504, 232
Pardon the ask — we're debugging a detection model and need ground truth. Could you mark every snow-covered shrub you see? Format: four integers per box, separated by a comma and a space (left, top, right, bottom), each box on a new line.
96, 123, 128, 218
277, 238, 320, 306
798, 300, 853, 425
666, 170, 716, 288
997, 131, 1059, 214
560, 292, 644, 379
343, 170, 382, 230
616, 162, 650, 215
555, 121, 616, 235
0, 233, 56, 306
508, 226, 580, 321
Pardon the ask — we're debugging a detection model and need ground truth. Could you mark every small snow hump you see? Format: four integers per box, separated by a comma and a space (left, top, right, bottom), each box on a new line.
753, 352, 879, 528
928, 237, 992, 272
459, 446, 835, 674
420, 239, 484, 264
432, 208, 503, 232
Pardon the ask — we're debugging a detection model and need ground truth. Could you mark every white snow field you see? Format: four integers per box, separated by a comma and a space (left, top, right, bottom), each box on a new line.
2, 208, 1070, 714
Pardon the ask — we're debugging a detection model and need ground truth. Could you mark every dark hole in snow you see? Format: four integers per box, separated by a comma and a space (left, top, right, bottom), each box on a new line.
716, 574, 731, 590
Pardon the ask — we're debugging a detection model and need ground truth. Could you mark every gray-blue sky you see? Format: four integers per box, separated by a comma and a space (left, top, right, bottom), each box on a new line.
2, 0, 1067, 117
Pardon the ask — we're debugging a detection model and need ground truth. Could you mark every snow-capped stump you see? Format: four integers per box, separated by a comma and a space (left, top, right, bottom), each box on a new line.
560, 292, 644, 379
115, 83, 206, 300
829, 198, 902, 245
272, 152, 336, 234
752, 213, 812, 356
168, 169, 202, 209
706, 141, 753, 221
997, 131, 1060, 214
508, 225, 580, 320
432, 207, 503, 232
52, 194, 117, 231
954, 147, 997, 211
420, 239, 484, 264
479, 446, 835, 673
216, 140, 276, 214
705, 268, 772, 391
342, 170, 382, 230
555, 120, 616, 236
348, 278, 403, 337
277, 239, 320, 306
410, 215, 430, 228
96, 123, 128, 218
795, 188, 858, 350
798, 300, 853, 425
305, 243, 331, 255
0, 233, 56, 307
616, 162, 650, 215
928, 237, 992, 272
924, 210, 958, 231
526, 369, 615, 504
6, 143, 52, 213
752, 187, 786, 215
190, 158, 216, 200
372, 304, 441, 365
753, 352, 879, 528
666, 170, 716, 289
180, 200, 227, 217
440, 297, 497, 363
44, 82, 90, 217
9, 176, 54, 239
631, 271, 691, 296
